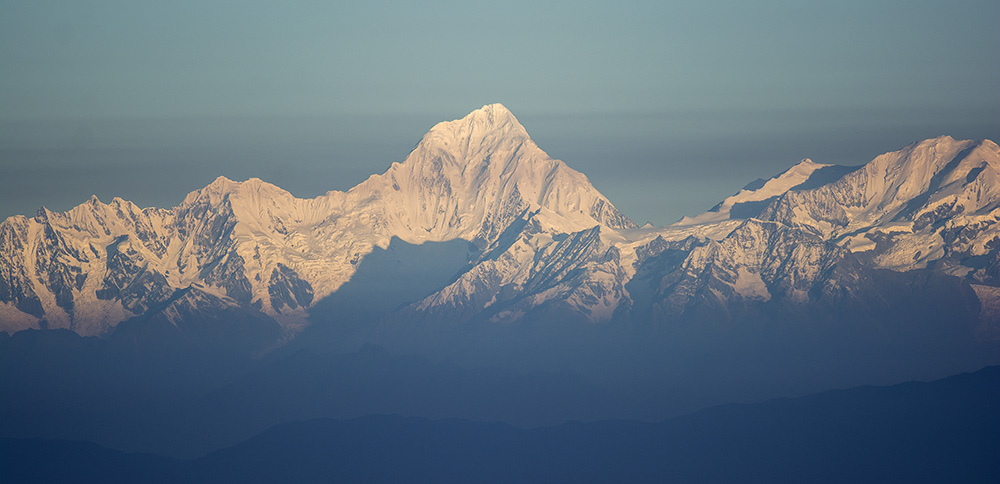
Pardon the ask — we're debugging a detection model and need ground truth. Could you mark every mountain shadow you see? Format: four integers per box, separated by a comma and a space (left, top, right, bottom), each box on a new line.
300, 236, 476, 351
790, 163, 864, 191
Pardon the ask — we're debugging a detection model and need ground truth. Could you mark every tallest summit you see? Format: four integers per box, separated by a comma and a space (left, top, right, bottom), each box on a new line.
457, 103, 523, 133
353, 103, 636, 242
414, 103, 531, 163
464, 102, 522, 131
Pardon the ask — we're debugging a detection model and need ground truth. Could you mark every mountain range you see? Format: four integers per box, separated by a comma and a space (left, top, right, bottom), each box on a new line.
3, 104, 999, 352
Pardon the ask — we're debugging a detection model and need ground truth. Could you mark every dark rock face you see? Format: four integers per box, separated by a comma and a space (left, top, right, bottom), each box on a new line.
34, 220, 84, 315
204, 251, 254, 306
268, 264, 313, 311
95, 236, 173, 314
0, 218, 43, 317
111, 202, 171, 258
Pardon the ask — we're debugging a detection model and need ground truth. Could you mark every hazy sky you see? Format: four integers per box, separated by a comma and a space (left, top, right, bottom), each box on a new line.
2, 0, 998, 225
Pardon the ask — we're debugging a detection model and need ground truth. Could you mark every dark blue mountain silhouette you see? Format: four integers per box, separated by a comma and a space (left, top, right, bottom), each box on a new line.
4, 366, 997, 483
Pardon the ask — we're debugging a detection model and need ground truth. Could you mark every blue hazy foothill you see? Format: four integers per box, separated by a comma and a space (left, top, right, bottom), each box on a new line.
2, 366, 997, 484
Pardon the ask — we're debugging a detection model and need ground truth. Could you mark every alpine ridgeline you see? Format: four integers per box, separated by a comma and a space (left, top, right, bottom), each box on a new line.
0, 104, 633, 340
1, 105, 999, 369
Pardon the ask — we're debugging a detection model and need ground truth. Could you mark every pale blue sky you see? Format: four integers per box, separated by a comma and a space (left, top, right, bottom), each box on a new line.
2, 0, 998, 224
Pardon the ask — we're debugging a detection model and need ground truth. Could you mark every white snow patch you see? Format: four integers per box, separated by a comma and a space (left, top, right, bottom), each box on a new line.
841, 234, 876, 253
733, 267, 771, 301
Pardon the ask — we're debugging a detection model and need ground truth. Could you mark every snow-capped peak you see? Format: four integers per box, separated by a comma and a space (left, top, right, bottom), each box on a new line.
179, 175, 239, 208
176, 176, 298, 216
463, 103, 523, 131
410, 103, 530, 167
348, 104, 635, 242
